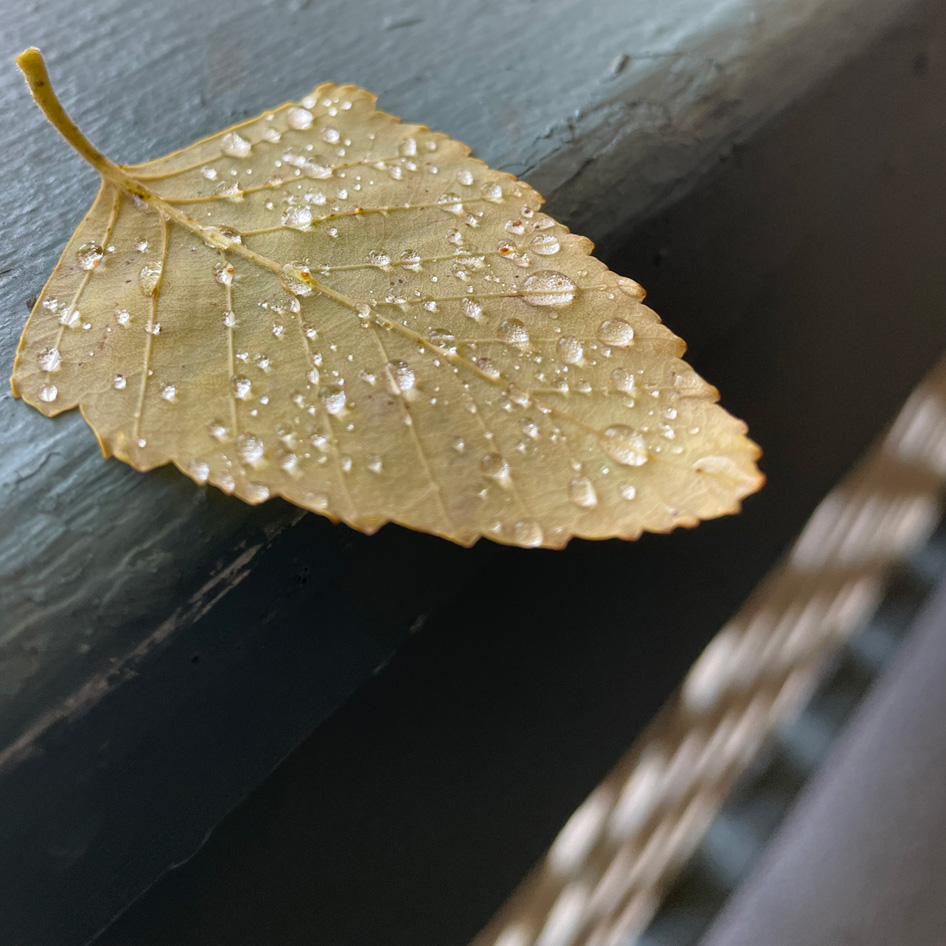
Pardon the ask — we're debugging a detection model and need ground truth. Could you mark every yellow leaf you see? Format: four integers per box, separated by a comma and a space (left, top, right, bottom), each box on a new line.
11, 47, 762, 549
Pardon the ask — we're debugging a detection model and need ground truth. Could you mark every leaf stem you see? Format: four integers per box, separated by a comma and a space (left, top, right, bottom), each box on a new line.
16, 47, 121, 182
15, 47, 284, 277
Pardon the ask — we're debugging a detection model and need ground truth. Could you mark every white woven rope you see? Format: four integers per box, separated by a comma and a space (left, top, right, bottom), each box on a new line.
474, 351, 946, 946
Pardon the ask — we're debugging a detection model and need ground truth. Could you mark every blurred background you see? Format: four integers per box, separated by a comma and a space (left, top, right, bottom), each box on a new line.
1, 0, 945, 944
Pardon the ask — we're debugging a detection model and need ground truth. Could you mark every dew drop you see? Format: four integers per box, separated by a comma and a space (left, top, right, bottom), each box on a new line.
58, 307, 80, 328
385, 360, 416, 393
568, 476, 598, 508
301, 156, 333, 179
619, 483, 638, 501
39, 384, 58, 403
520, 417, 539, 439
530, 233, 560, 255
616, 276, 646, 299
481, 181, 503, 202
461, 298, 484, 321
307, 367, 321, 385
232, 376, 252, 400
287, 106, 314, 129
138, 262, 163, 296
601, 425, 649, 466
221, 131, 252, 158
451, 437, 466, 453
456, 168, 474, 186
365, 249, 392, 267
113, 374, 127, 390
245, 482, 270, 502
237, 433, 265, 465
189, 459, 210, 484
201, 166, 218, 180
522, 271, 576, 307
281, 262, 314, 295
598, 318, 635, 347
399, 137, 417, 156
505, 383, 530, 407
160, 384, 176, 402
429, 327, 457, 352
320, 126, 340, 144
557, 336, 583, 365
610, 368, 636, 393
320, 384, 346, 414
497, 318, 530, 346
207, 420, 230, 440
213, 261, 235, 285
76, 241, 104, 270
480, 453, 512, 488
512, 519, 544, 547
223, 310, 238, 327
115, 308, 131, 326
38, 347, 61, 372
367, 455, 383, 474
282, 204, 313, 228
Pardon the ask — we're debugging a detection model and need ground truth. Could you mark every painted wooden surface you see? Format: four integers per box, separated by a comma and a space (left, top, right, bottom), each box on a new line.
0, 0, 925, 942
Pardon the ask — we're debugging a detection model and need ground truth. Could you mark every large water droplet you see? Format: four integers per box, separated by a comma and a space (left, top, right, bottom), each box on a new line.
385, 360, 416, 394
616, 276, 646, 299
598, 318, 635, 347
39, 384, 58, 403
237, 433, 265, 465
497, 318, 530, 346
76, 242, 104, 270
522, 271, 576, 307
189, 459, 210, 484
38, 347, 61, 372
568, 477, 598, 508
287, 106, 314, 129
245, 482, 271, 502
456, 168, 474, 186
481, 181, 503, 202
512, 519, 544, 547
138, 262, 163, 296
365, 249, 392, 267
282, 205, 313, 228
557, 336, 583, 365
207, 420, 230, 440
480, 453, 512, 488
530, 233, 560, 255
221, 132, 252, 158
601, 426, 649, 466
281, 262, 314, 295
461, 298, 484, 321
610, 368, 636, 393
213, 261, 235, 285
320, 126, 341, 144
320, 384, 347, 414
